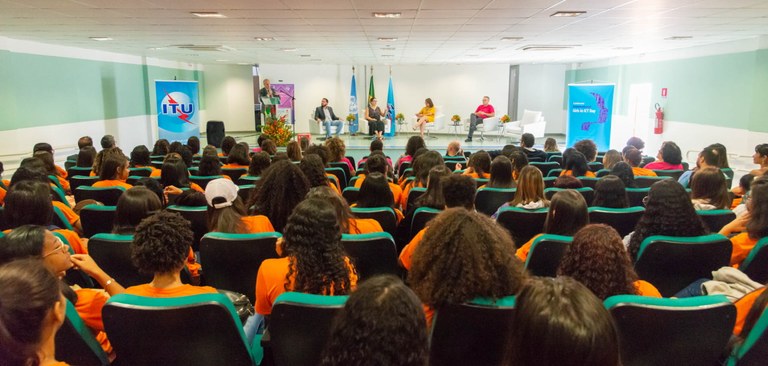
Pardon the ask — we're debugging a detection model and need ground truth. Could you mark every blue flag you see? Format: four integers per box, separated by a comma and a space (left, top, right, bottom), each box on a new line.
385, 76, 396, 137
349, 73, 359, 134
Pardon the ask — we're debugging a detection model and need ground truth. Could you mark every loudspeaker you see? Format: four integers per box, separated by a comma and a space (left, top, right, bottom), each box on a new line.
206, 121, 225, 148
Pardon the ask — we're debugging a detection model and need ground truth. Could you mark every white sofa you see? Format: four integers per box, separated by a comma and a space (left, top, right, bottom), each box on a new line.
502, 109, 547, 139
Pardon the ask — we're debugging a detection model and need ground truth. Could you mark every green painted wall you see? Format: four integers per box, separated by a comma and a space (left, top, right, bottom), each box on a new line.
0, 51, 203, 131
565, 50, 767, 132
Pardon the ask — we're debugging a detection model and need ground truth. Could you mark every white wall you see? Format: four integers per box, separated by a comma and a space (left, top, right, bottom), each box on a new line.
517, 63, 567, 134
200, 64, 256, 132
259, 64, 510, 133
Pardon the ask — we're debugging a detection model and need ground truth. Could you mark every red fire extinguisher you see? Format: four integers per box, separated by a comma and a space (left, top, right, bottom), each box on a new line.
654, 103, 664, 134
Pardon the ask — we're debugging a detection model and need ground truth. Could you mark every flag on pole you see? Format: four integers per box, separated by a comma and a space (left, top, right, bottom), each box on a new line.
385, 75, 396, 137
368, 72, 375, 102
349, 70, 359, 135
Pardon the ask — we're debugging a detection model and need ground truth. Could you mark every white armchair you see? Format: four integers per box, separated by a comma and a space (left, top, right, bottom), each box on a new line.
465, 115, 501, 141
308, 118, 345, 136
416, 106, 445, 138
502, 110, 547, 138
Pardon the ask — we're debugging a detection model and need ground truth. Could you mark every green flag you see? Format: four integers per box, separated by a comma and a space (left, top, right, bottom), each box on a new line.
368, 74, 375, 102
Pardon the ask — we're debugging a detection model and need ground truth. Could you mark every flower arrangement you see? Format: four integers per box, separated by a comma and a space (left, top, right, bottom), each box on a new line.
451, 114, 461, 123
396, 113, 405, 121
346, 114, 356, 122
500, 114, 511, 123
262, 115, 293, 146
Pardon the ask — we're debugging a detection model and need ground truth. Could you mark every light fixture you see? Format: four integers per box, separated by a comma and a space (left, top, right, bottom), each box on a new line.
310, 59, 322, 61
373, 12, 401, 18
191, 12, 226, 18
550, 11, 586, 17
378, 37, 398, 42
89, 37, 113, 41
665, 36, 692, 40
237, 62, 251, 65
614, 46, 633, 50
300, 54, 311, 57
480, 47, 496, 50
216, 59, 230, 62
254, 37, 274, 41
381, 47, 396, 51
500, 37, 524, 41
280, 48, 297, 52
381, 54, 394, 57
520, 44, 579, 51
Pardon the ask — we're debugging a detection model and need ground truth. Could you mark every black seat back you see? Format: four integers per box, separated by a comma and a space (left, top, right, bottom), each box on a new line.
166, 205, 209, 252
341, 233, 400, 280
524, 235, 572, 277
475, 188, 516, 216
88, 234, 152, 287
589, 207, 645, 237
495, 208, 548, 248
351, 207, 398, 236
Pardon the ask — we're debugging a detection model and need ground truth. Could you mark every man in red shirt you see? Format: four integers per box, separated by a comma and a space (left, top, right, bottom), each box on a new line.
466, 96, 495, 142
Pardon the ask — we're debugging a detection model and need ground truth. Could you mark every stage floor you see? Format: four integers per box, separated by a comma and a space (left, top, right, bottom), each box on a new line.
220, 131, 565, 164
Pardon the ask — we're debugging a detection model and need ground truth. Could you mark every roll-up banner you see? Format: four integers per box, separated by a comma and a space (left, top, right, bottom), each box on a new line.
566, 84, 615, 151
156, 80, 200, 142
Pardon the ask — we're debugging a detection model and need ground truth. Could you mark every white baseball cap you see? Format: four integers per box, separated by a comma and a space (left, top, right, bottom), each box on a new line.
205, 178, 239, 209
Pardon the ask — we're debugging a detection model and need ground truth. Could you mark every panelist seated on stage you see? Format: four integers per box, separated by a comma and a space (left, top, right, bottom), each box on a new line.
466, 96, 495, 142
314, 98, 344, 140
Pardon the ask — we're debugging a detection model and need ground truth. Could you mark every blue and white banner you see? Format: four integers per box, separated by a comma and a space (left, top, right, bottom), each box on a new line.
385, 76, 396, 137
566, 84, 615, 151
156, 80, 200, 142
349, 73, 359, 134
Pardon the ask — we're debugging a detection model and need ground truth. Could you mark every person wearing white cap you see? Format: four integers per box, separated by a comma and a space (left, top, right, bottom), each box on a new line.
205, 178, 274, 233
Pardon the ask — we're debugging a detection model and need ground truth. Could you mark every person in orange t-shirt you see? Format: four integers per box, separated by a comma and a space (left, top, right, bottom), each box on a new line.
255, 198, 358, 316
307, 186, 383, 235
221, 143, 251, 171
459, 150, 491, 180
355, 172, 404, 224
124, 211, 217, 297
92, 154, 132, 190
561, 149, 596, 178
626, 148, 657, 177
204, 178, 275, 234
354, 154, 402, 203
516, 190, 588, 262
720, 177, 768, 267
558, 224, 662, 300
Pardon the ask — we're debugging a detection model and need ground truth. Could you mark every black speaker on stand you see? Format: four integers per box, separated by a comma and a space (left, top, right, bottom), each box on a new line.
206, 121, 225, 148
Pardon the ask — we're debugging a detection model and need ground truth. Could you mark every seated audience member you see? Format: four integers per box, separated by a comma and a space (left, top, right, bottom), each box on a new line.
592, 175, 629, 208
77, 146, 97, 168
299, 136, 310, 152
300, 154, 338, 193
396, 166, 452, 246
558, 224, 661, 299
197, 154, 225, 178
516, 189, 589, 261
173, 190, 207, 207
493, 165, 549, 217
93, 154, 132, 189
601, 149, 622, 170
90, 147, 125, 177
520, 133, 547, 162
678, 145, 725, 187
67, 135, 93, 161
731, 286, 768, 349
325, 137, 356, 175
129, 145, 159, 175
486, 156, 516, 189
261, 139, 278, 156
503, 277, 620, 366
413, 98, 436, 138
400, 151, 444, 210
508, 150, 528, 181
253, 135, 266, 153
690, 167, 731, 210
409, 208, 526, 326
0, 260, 69, 366
720, 177, 768, 266
624, 148, 657, 177
33, 142, 67, 178
445, 140, 464, 158
9, 164, 83, 234
307, 186, 383, 234
221, 143, 250, 169
34, 150, 70, 193
160, 156, 203, 193
573, 139, 598, 162
610, 162, 636, 188
355, 154, 402, 201
186, 136, 200, 156
626, 180, 708, 261
220, 136, 236, 157
359, 139, 393, 167
247, 160, 310, 233
320, 275, 428, 366
255, 198, 357, 316
126, 211, 217, 297
100, 135, 116, 150
710, 143, 730, 168
205, 178, 273, 233
248, 151, 271, 177
750, 143, 768, 176
465, 96, 495, 142
543, 137, 559, 153
132, 177, 165, 206
399, 174, 476, 270
396, 136, 426, 170
644, 141, 684, 171
113, 187, 163, 234
461, 150, 491, 179
553, 175, 583, 189
0, 226, 125, 355
561, 150, 595, 177
356, 172, 404, 222
286, 140, 302, 161
314, 97, 344, 140
732, 174, 755, 210
151, 139, 170, 156
202, 144, 218, 158
626, 136, 645, 152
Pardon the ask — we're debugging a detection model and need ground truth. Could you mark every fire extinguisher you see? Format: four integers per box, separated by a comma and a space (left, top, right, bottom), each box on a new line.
654, 103, 664, 134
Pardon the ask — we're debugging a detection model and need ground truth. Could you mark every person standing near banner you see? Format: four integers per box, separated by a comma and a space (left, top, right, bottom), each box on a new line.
314, 98, 344, 140
365, 97, 385, 141
466, 96, 495, 142
260, 79, 277, 99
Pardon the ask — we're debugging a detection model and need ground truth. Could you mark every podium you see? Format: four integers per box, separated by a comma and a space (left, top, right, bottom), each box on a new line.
261, 97, 280, 120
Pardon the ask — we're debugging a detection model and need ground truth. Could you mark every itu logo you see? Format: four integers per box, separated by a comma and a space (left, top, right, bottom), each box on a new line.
161, 91, 195, 124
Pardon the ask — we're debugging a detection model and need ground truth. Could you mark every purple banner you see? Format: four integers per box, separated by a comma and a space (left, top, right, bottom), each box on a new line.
272, 83, 294, 108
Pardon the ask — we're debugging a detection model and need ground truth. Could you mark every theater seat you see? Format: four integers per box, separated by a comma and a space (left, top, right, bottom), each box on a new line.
525, 234, 572, 277
697, 209, 736, 232
89, 234, 152, 287
79, 204, 117, 238
74, 186, 125, 206
166, 205, 209, 252
410, 207, 442, 238
350, 207, 397, 235
55, 300, 110, 366
475, 187, 516, 216
588, 207, 645, 237
495, 207, 548, 248
341, 232, 400, 280
740, 237, 768, 283
727, 299, 768, 366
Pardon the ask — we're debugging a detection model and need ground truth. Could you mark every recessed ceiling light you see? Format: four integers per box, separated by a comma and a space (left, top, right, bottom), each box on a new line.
300, 54, 311, 57
480, 47, 496, 50
614, 46, 633, 50
237, 62, 251, 65
381, 47, 396, 51
310, 59, 322, 61
90, 37, 112, 41
500, 37, 524, 41
280, 48, 297, 52
254, 37, 274, 41
378, 37, 398, 42
147, 47, 166, 50
551, 11, 586, 17
381, 54, 394, 57
216, 59, 230, 62
191, 12, 226, 18
665, 36, 692, 40
373, 12, 401, 18
520, 44, 580, 51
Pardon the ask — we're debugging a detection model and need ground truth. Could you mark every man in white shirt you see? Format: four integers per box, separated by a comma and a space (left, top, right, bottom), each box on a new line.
314, 98, 344, 140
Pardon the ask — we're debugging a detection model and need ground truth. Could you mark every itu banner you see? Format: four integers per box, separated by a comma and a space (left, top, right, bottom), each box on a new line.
566, 84, 615, 152
349, 73, 359, 134
156, 80, 200, 142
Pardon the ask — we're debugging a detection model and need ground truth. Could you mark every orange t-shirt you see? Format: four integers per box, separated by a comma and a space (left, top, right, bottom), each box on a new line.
240, 215, 275, 233
74, 288, 111, 354
124, 284, 217, 297
326, 174, 341, 192
190, 183, 204, 193
348, 218, 383, 234
633, 280, 662, 297
560, 170, 596, 178
730, 232, 758, 267
399, 181, 424, 211
734, 287, 766, 335
56, 175, 71, 192
731, 197, 743, 210
53, 201, 80, 227
328, 181, 340, 194
255, 256, 357, 315
353, 174, 404, 204
56, 229, 87, 255
0, 187, 6, 205
399, 227, 427, 271
221, 164, 249, 170
56, 165, 68, 179
150, 169, 161, 178
515, 234, 542, 261
463, 172, 490, 179
632, 167, 658, 177
92, 180, 132, 190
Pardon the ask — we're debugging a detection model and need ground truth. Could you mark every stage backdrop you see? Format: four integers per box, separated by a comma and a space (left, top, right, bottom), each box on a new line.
156, 80, 200, 142
566, 84, 615, 151
272, 83, 295, 127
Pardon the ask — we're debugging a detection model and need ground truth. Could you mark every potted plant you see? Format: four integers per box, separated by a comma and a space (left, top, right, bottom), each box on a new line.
262, 115, 293, 146
396, 113, 405, 122
500, 115, 511, 123
451, 115, 462, 125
